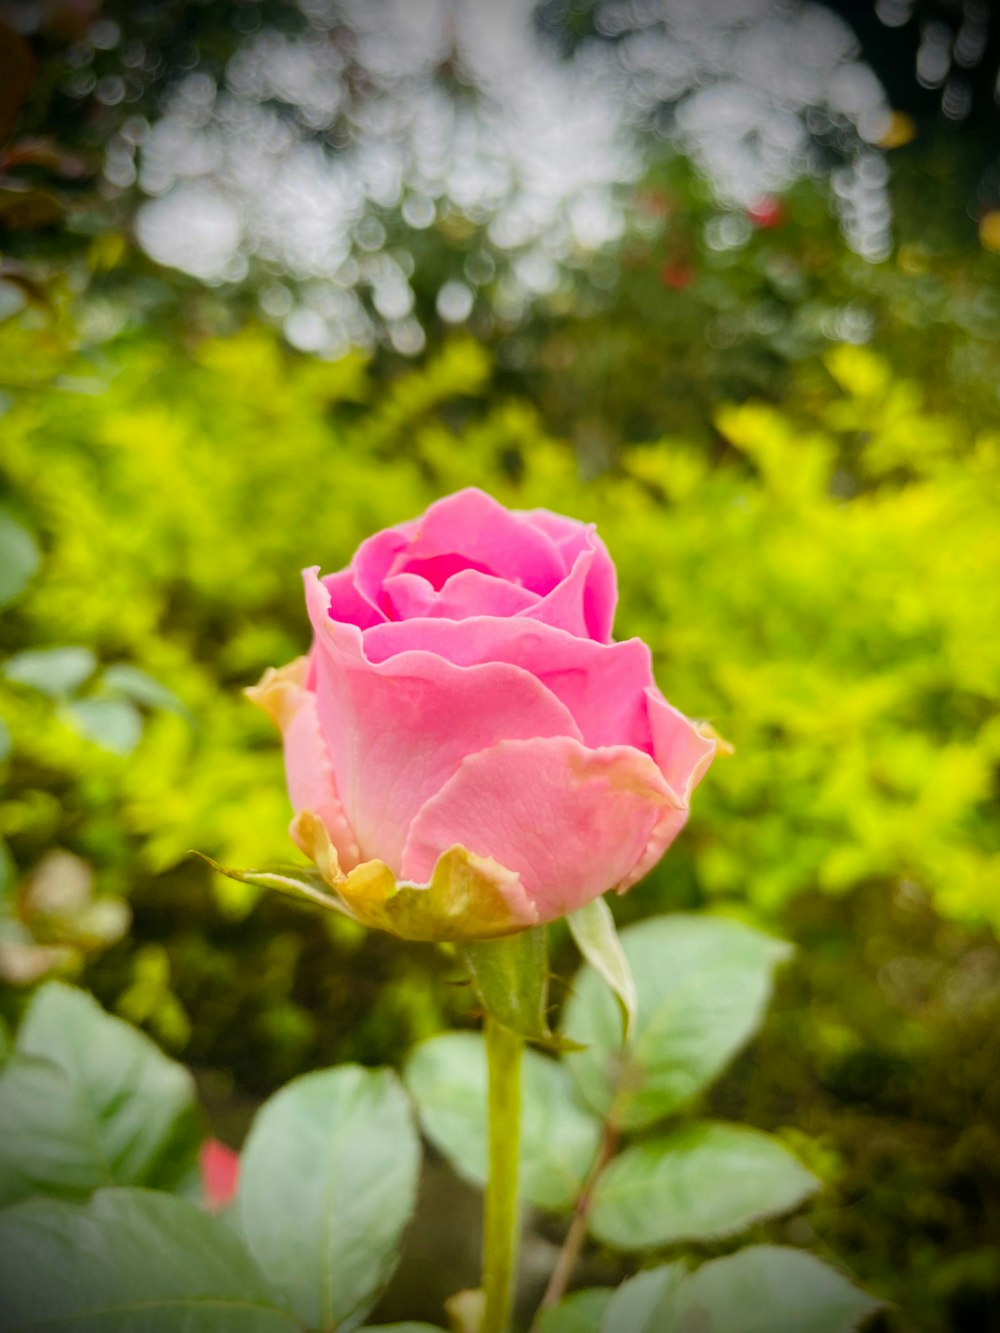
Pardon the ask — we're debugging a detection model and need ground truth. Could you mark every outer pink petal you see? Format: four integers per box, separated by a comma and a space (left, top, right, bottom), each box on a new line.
614, 687, 718, 891
246, 659, 362, 870
362, 615, 654, 753
402, 735, 684, 923
304, 568, 583, 872
381, 568, 541, 621
391, 488, 566, 594
646, 686, 717, 803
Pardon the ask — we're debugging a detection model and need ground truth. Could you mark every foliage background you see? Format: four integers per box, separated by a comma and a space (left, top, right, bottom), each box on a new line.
1, 2, 999, 1329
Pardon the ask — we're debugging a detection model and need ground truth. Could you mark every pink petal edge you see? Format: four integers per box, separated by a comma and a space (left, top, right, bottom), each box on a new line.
523, 511, 618, 642
392, 488, 567, 595
246, 658, 361, 871
617, 689, 717, 890
645, 686, 717, 803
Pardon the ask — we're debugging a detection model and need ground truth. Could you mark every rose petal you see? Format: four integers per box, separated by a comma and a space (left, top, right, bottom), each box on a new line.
523, 507, 594, 556
363, 615, 655, 753
579, 536, 617, 642
322, 568, 386, 630
613, 688, 717, 890
305, 569, 583, 871
350, 525, 414, 614
402, 735, 684, 923
391, 488, 566, 595
519, 543, 615, 641
523, 511, 618, 641
245, 657, 361, 869
381, 568, 541, 621
645, 686, 717, 803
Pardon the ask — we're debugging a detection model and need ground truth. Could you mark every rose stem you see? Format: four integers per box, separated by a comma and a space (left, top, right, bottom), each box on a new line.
482, 1015, 524, 1333
535, 1116, 619, 1315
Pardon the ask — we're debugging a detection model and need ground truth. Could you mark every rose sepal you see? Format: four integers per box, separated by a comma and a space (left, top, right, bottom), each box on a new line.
293, 810, 542, 943
189, 850, 359, 917
462, 927, 583, 1052
196, 811, 543, 944
567, 895, 638, 1042
462, 926, 549, 1046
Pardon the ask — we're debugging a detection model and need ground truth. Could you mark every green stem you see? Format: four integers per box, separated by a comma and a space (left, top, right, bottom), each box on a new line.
482, 1015, 523, 1333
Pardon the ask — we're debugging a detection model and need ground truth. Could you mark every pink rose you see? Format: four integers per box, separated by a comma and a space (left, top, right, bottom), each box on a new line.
249, 489, 714, 940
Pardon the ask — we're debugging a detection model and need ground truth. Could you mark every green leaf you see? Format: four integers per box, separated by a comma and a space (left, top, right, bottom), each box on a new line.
101, 663, 188, 716
3, 645, 96, 696
0, 714, 11, 763
5, 981, 201, 1206
0, 507, 40, 608
462, 925, 550, 1042
535, 1288, 614, 1333
589, 1122, 819, 1250
654, 1246, 883, 1333
238, 1064, 421, 1332
562, 915, 791, 1130
405, 1032, 601, 1211
599, 1264, 687, 1333
567, 896, 637, 1042
0, 1055, 107, 1205
0, 1188, 301, 1331
67, 697, 144, 754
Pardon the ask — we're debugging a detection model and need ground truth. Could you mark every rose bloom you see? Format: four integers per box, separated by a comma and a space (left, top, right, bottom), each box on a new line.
250, 489, 714, 941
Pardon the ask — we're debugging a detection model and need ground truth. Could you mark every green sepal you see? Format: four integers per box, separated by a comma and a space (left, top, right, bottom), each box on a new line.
567, 896, 637, 1043
462, 925, 554, 1045
190, 851, 357, 917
